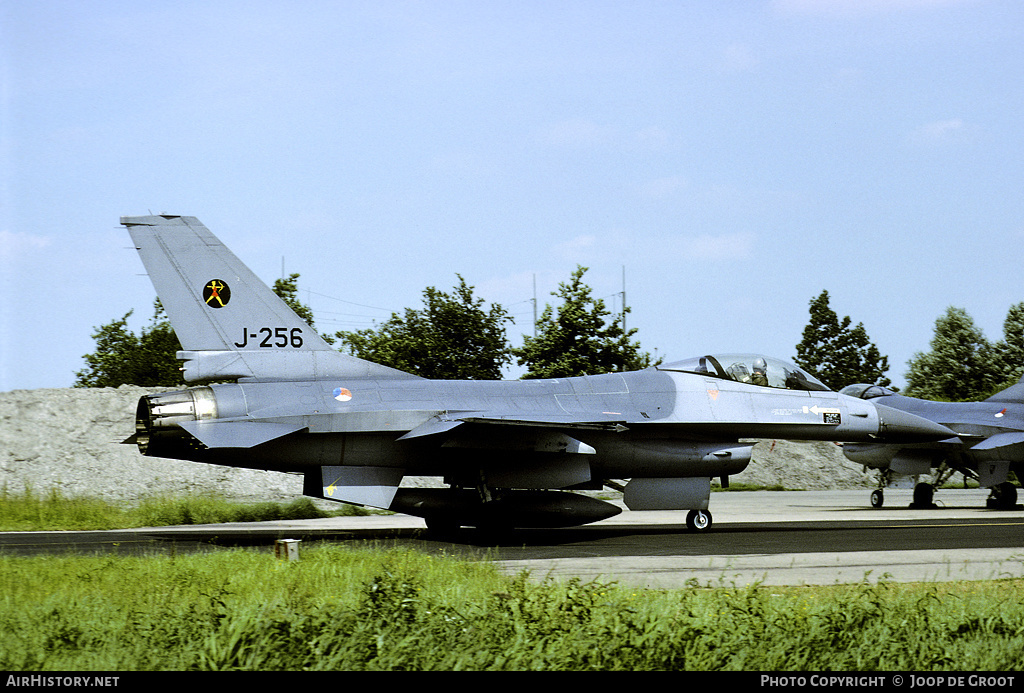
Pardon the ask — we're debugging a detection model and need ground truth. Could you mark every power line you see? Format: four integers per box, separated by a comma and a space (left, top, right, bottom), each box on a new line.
306, 289, 391, 312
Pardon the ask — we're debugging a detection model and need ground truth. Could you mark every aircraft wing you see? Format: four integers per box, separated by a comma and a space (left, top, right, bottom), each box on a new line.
395, 413, 625, 487
397, 414, 629, 442
970, 431, 1024, 452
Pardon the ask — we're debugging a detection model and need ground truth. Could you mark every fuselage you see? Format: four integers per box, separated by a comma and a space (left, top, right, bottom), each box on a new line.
842, 391, 1024, 470
135, 363, 942, 487
870, 394, 1022, 444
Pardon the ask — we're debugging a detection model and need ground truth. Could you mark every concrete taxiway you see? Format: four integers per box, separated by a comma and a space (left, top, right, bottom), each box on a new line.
319, 488, 1024, 588
232, 488, 1024, 588
2, 490, 1021, 588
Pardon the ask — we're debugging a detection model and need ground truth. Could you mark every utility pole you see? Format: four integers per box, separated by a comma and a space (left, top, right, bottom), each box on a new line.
532, 274, 538, 338
621, 266, 627, 333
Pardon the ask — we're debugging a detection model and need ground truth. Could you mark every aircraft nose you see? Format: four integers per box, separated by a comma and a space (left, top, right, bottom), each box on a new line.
873, 403, 956, 442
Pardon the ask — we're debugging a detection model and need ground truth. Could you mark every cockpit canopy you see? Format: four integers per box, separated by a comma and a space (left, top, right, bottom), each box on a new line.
839, 384, 898, 400
657, 353, 831, 392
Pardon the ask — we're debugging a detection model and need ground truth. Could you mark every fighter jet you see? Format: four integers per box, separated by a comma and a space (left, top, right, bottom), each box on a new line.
121, 215, 955, 532
840, 381, 1023, 510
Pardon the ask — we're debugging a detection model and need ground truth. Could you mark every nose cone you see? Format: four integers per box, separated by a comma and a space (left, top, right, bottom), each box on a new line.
873, 403, 956, 443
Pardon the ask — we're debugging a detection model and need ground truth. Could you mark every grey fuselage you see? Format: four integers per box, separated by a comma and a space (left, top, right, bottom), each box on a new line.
138, 364, 922, 487
842, 390, 1024, 475
121, 214, 959, 526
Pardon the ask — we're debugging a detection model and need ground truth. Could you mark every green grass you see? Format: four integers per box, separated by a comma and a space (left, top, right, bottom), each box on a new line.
2, 487, 1022, 670
0, 547, 1021, 671
0, 486, 369, 531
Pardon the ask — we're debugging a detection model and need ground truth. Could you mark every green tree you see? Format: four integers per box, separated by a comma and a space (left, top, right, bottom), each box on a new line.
76, 275, 319, 387
513, 265, 656, 379
273, 273, 314, 330
334, 275, 513, 380
904, 306, 998, 401
793, 290, 890, 390
74, 301, 184, 387
991, 302, 1024, 388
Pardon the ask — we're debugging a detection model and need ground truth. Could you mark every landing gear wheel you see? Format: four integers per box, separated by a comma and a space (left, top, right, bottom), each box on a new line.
686, 509, 712, 532
989, 482, 1019, 510
912, 482, 935, 509
425, 516, 459, 536
870, 489, 884, 508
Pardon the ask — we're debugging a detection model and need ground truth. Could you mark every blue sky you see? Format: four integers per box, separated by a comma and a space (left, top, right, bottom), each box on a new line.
2, 0, 1022, 392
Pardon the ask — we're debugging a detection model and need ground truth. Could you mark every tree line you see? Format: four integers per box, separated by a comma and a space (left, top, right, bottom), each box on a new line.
75, 266, 654, 387
75, 271, 1023, 402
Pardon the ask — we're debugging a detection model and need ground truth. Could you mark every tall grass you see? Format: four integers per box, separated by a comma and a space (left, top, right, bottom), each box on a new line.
0, 546, 1021, 671
0, 486, 366, 531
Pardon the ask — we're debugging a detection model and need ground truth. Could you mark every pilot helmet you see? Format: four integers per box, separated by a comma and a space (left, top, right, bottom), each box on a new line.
753, 357, 767, 374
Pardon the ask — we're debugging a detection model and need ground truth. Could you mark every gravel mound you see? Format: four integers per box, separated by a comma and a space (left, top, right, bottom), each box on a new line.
0, 386, 872, 506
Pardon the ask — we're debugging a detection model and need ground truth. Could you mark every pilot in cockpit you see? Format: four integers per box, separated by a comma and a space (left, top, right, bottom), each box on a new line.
751, 357, 769, 387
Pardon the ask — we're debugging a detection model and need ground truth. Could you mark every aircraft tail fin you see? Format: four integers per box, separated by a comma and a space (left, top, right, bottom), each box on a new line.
986, 372, 1024, 404
123, 214, 416, 383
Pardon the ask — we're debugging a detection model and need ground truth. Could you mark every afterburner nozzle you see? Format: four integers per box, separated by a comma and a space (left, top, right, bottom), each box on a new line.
873, 403, 957, 443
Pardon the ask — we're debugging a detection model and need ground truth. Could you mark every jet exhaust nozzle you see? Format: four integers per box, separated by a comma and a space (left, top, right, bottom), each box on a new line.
131, 388, 218, 456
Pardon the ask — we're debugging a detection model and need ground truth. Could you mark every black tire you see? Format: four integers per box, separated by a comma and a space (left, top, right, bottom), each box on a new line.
425, 516, 459, 536
993, 482, 1019, 509
870, 489, 884, 508
912, 482, 934, 508
686, 508, 712, 532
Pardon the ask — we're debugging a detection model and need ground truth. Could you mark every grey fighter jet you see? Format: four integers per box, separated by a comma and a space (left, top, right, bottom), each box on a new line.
841, 381, 1024, 510
122, 215, 955, 532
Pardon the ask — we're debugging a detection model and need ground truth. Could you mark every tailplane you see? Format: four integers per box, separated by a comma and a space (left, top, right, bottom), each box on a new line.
123, 215, 415, 382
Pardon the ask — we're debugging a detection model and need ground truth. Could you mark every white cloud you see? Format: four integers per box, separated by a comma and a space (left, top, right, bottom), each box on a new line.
633, 126, 671, 151
639, 175, 689, 200
537, 119, 610, 148
911, 118, 965, 143
684, 232, 756, 261
553, 234, 597, 258
719, 43, 759, 73
0, 230, 51, 261
772, 0, 972, 17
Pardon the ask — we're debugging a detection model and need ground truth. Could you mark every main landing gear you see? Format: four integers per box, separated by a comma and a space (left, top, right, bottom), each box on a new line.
686, 508, 712, 532
869, 467, 946, 509
987, 481, 1019, 510
869, 482, 936, 509
869, 467, 1020, 510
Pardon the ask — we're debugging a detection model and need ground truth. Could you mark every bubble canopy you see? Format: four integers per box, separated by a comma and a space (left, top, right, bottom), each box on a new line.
839, 383, 898, 400
657, 353, 831, 392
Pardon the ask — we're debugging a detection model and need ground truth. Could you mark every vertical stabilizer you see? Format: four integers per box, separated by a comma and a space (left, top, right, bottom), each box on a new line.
986, 373, 1024, 404
123, 214, 416, 382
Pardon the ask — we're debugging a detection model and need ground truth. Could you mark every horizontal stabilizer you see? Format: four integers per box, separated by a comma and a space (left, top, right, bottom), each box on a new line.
179, 420, 306, 448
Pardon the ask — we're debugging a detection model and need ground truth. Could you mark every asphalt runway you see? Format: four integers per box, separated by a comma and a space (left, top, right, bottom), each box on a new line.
2, 490, 1022, 588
